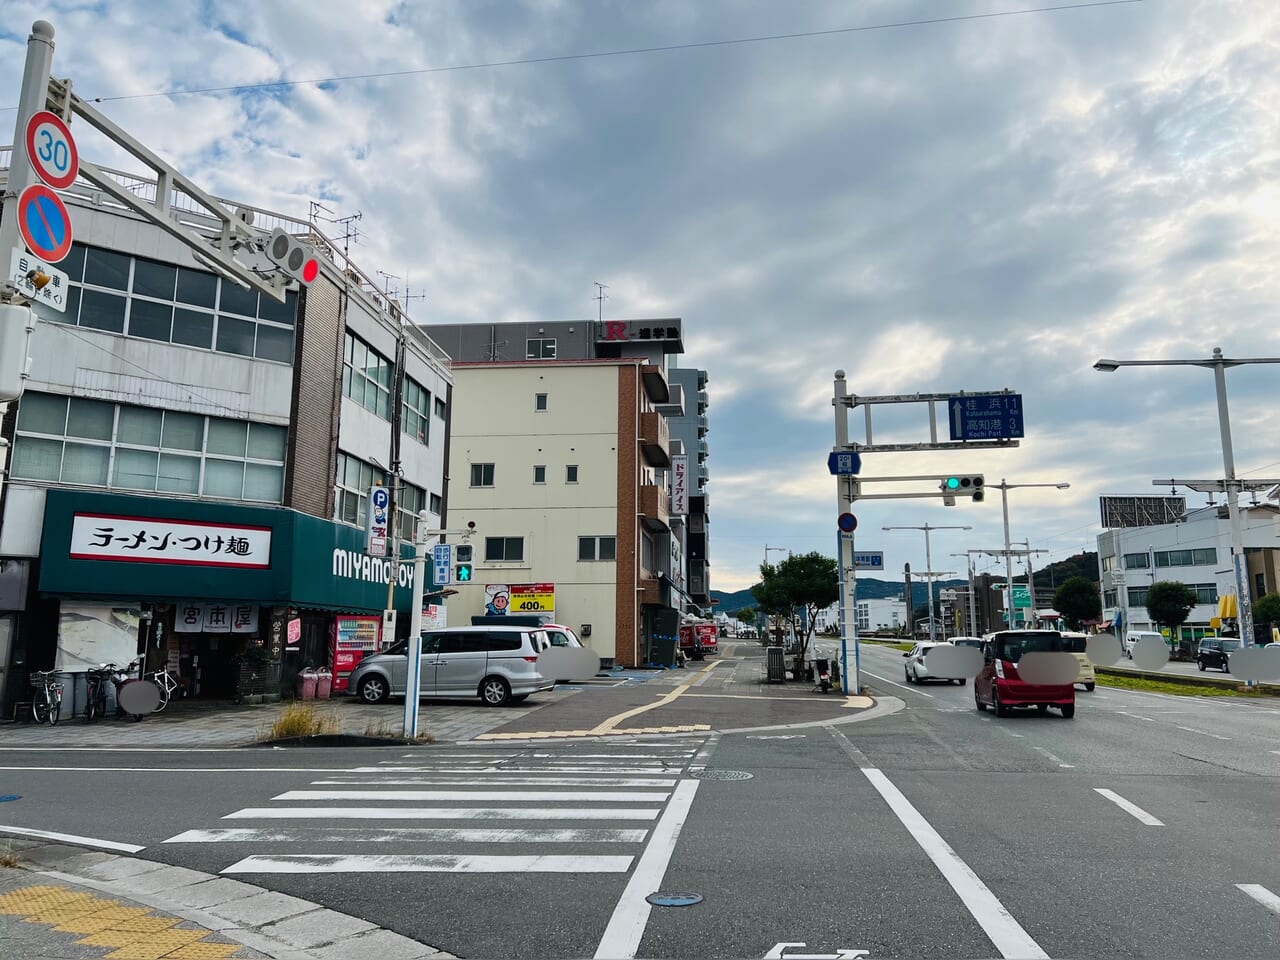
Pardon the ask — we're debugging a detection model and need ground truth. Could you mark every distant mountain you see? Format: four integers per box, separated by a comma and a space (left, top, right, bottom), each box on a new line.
1034, 552, 1099, 589
712, 577, 966, 614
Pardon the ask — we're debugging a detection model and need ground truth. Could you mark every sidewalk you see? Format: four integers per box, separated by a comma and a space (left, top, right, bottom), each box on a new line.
0, 838, 447, 959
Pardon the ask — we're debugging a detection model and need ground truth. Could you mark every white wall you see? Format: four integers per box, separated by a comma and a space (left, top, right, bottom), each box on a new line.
447, 364, 621, 658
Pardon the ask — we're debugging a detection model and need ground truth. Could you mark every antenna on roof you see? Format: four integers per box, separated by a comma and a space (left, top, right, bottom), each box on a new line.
593, 281, 609, 322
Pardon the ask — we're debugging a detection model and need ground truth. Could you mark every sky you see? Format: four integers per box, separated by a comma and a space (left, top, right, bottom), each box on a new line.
4, 0, 1279, 592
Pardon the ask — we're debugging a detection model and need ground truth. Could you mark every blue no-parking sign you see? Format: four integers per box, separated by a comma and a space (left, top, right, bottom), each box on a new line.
16, 183, 74, 264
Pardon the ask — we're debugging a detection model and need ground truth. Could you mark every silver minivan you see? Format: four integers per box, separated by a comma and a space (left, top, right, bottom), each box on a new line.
349, 626, 555, 707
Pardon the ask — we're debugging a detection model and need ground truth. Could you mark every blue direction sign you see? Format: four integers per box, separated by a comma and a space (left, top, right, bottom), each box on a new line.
16, 183, 73, 264
948, 393, 1024, 441
827, 450, 862, 475
853, 551, 884, 571
432, 543, 453, 586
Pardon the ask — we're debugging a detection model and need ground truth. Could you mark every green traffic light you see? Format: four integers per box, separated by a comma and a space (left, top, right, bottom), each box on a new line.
945, 477, 961, 490
457, 563, 473, 582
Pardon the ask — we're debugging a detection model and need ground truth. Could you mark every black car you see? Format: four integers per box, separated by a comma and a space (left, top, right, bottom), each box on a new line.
1197, 638, 1241, 672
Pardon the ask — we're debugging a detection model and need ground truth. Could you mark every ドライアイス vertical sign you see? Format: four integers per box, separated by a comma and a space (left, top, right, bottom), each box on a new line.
25, 110, 79, 190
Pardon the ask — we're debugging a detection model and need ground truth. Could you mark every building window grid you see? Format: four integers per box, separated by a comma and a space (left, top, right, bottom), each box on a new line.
11, 392, 286, 502
485, 537, 525, 562
566, 464, 579, 483
55, 242, 297, 364
535, 393, 548, 412
343, 333, 394, 420
578, 536, 617, 561
1122, 553, 1150, 569
470, 463, 495, 487
526, 338, 557, 359
402, 377, 431, 445
533, 465, 546, 484
1154, 548, 1217, 568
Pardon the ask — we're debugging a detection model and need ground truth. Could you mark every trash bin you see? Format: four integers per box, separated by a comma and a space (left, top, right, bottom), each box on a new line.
650, 636, 679, 667
314, 668, 332, 700
297, 667, 317, 700
766, 646, 786, 683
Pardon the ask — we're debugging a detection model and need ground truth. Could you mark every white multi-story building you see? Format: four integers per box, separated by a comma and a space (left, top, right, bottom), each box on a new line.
815, 597, 907, 634
1097, 502, 1280, 646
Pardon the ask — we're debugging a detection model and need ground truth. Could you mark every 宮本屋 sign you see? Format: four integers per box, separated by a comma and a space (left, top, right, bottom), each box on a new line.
485, 583, 555, 617
69, 513, 271, 568
174, 601, 260, 634
671, 456, 689, 515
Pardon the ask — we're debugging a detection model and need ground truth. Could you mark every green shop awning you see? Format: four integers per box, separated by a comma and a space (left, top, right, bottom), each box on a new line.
38, 490, 430, 614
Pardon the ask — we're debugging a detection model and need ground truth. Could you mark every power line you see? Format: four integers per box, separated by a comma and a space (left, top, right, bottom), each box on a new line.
1, 1, 1143, 110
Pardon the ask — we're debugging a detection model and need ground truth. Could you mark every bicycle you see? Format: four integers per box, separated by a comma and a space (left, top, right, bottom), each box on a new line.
148, 668, 179, 712
29, 670, 63, 726
108, 658, 153, 722
85, 664, 116, 722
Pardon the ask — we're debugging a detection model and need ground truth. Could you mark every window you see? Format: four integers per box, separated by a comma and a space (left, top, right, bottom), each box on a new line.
531, 464, 547, 484
526, 338, 557, 359
535, 393, 548, 411
402, 378, 431, 445
1154, 548, 1217, 567
485, 537, 524, 562
434, 396, 447, 419
396, 482, 427, 541
641, 532, 655, 573
578, 536, 617, 561
333, 452, 382, 527
1101, 555, 1115, 572
1193, 583, 1218, 605
1104, 590, 1117, 608
1255, 573, 1266, 599
566, 464, 579, 483
1128, 586, 1149, 607
1123, 553, 1150, 569
55, 243, 297, 362
470, 463, 495, 487
343, 333, 394, 420
429, 493, 443, 516
10, 391, 286, 501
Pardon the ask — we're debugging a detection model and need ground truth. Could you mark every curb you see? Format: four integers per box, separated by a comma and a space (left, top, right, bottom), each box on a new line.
1096, 665, 1280, 696
1, 838, 451, 959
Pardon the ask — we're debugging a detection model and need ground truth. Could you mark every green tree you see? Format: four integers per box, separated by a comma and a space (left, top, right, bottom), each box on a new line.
736, 607, 758, 635
1253, 592, 1280, 628
752, 553, 840, 665
1145, 581, 1199, 634
751, 566, 793, 646
1053, 576, 1102, 630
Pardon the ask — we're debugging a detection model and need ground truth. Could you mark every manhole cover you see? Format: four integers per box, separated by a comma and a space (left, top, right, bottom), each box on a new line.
691, 769, 753, 781
646, 892, 703, 907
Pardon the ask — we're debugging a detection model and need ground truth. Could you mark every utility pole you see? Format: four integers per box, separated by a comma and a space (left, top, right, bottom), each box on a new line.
991, 480, 1070, 627
833, 371, 859, 694
883, 524, 970, 642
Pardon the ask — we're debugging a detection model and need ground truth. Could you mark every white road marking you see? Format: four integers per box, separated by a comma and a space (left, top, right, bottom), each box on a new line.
594, 779, 700, 959
0, 824, 144, 853
1115, 710, 1158, 722
1236, 884, 1280, 915
1174, 725, 1232, 741
222, 853, 634, 874
313, 777, 678, 787
859, 768, 1048, 959
348, 766, 678, 775
225, 806, 660, 820
0, 766, 343, 773
272, 789, 671, 802
1093, 788, 1164, 826
1030, 746, 1074, 768
166, 827, 648, 844
862, 670, 934, 698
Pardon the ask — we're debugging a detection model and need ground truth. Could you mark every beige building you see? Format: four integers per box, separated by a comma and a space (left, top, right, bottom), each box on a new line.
444, 359, 675, 666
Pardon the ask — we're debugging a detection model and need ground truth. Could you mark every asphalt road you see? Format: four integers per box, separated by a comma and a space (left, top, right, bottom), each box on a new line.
2, 640, 1278, 959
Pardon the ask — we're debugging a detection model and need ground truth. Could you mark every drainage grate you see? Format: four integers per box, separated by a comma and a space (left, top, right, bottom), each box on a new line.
646, 892, 703, 907
691, 769, 753, 781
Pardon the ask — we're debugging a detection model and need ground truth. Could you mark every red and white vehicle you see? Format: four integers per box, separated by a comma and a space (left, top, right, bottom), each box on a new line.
678, 621, 718, 660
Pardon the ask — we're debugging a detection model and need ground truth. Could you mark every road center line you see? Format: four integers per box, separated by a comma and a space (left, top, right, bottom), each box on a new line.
859, 768, 1048, 959
862, 670, 935, 698
0, 766, 349, 773
1093, 788, 1164, 826
0, 824, 145, 852
1174, 725, 1232, 741
1030, 746, 1073, 768
594, 779, 700, 959
1236, 884, 1280, 915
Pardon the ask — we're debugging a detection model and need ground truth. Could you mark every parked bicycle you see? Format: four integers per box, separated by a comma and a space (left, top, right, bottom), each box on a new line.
29, 669, 63, 725
148, 668, 180, 712
84, 664, 115, 722
108, 658, 153, 722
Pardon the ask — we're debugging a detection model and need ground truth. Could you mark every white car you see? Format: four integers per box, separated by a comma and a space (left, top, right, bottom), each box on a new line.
903, 641, 963, 685
1123, 630, 1165, 658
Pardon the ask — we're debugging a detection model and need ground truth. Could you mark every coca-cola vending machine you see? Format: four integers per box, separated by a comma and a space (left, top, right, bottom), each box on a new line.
329, 614, 382, 693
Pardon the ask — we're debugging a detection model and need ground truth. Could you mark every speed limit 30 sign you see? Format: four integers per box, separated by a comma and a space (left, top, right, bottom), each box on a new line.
25, 110, 79, 191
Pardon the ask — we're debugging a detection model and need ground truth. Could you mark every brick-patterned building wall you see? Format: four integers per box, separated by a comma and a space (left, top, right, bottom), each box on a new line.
284, 272, 345, 519
614, 365, 639, 667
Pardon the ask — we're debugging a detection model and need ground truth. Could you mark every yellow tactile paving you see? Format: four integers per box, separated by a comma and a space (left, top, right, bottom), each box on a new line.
0, 884, 246, 959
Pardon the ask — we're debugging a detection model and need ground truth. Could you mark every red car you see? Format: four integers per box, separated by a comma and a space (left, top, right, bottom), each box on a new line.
974, 630, 1076, 719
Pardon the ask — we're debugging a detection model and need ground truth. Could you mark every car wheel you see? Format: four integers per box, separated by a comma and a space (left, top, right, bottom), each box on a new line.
956, 678, 966, 686
357, 675, 389, 704
975, 689, 987, 712
1084, 682, 1095, 692
1197, 660, 1206, 671
905, 667, 913, 683
993, 688, 1008, 717
481, 676, 512, 707
1061, 703, 1076, 719
1036, 704, 1049, 714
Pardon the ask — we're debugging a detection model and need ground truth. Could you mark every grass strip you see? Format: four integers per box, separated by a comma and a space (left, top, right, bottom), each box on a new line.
1095, 672, 1270, 698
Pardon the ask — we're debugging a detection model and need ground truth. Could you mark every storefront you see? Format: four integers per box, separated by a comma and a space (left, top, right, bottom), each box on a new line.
34, 489, 427, 706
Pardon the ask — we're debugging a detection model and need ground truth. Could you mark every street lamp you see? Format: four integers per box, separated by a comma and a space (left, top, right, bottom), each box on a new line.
951, 551, 980, 636
988, 481, 1070, 627
882, 524, 971, 642
761, 545, 788, 645
1094, 346, 1280, 647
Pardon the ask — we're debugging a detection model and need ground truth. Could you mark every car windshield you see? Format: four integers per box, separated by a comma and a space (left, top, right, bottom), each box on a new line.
996, 632, 1064, 661
1061, 635, 1088, 653
1201, 640, 1221, 650
1221, 640, 1242, 652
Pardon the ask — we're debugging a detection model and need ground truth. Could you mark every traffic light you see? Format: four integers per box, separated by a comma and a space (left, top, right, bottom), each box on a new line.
266, 228, 320, 286
940, 475, 985, 502
456, 562, 473, 582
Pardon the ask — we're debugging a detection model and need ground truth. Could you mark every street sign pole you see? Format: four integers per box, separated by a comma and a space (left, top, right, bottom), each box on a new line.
833, 371, 859, 695
402, 510, 432, 740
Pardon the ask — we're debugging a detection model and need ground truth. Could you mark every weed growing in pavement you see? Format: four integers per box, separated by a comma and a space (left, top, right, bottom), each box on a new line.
363, 718, 396, 738
0, 843, 21, 869
261, 702, 341, 740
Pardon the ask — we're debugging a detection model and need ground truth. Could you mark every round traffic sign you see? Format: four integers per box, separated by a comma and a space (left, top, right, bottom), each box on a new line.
17, 184, 74, 263
25, 110, 79, 190
838, 512, 858, 533
371, 487, 390, 509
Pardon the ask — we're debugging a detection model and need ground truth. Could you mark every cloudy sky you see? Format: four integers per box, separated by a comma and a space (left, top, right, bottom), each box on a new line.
5, 0, 1279, 592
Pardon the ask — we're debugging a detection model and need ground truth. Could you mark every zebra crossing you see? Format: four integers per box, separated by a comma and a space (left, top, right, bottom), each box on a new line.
162, 739, 710, 876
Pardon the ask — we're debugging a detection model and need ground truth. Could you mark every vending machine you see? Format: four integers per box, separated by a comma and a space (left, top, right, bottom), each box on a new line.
329, 614, 382, 693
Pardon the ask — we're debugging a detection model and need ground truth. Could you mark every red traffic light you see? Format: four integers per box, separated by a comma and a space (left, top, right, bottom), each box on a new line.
301, 258, 319, 284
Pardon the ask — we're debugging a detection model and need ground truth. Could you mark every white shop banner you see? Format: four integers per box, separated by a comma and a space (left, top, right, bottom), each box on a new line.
69, 513, 272, 568
175, 601, 260, 634
670, 456, 689, 515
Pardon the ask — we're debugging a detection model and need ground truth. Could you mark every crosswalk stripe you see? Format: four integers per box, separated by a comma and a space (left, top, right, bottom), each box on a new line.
224, 806, 662, 820
222, 854, 635, 874
166, 827, 649, 844
346, 766, 678, 774
272, 789, 671, 802
312, 777, 679, 787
